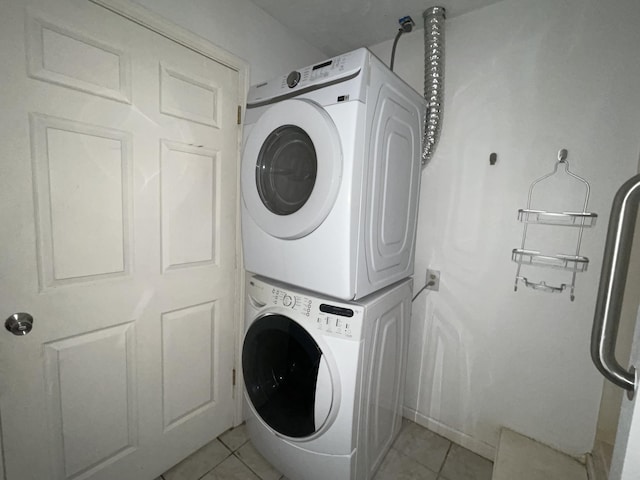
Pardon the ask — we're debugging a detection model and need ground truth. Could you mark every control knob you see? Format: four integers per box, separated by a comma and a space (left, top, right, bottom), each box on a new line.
286, 70, 301, 88
282, 294, 293, 307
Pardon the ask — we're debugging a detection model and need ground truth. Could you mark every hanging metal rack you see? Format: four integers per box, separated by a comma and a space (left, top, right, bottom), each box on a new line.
512, 149, 598, 301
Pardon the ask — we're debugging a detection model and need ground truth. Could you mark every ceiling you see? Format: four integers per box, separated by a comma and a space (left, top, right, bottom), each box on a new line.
250, 0, 503, 57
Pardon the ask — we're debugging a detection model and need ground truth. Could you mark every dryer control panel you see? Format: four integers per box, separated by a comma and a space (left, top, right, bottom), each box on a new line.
247, 48, 368, 106
247, 276, 363, 340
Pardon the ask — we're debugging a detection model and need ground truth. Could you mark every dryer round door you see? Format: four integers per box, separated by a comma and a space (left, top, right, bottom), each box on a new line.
241, 99, 343, 239
242, 314, 334, 438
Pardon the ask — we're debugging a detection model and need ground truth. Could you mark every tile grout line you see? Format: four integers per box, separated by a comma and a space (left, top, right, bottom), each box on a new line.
230, 438, 275, 480
232, 449, 266, 479
195, 442, 234, 480
233, 438, 250, 452
437, 442, 454, 478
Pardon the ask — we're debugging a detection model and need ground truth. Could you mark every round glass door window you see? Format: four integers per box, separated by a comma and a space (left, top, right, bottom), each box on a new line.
240, 99, 342, 239
242, 314, 331, 438
256, 125, 317, 215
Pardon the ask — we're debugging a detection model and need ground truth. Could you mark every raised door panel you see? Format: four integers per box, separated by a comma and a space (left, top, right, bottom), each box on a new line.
160, 141, 218, 271
30, 114, 132, 288
160, 63, 220, 127
26, 13, 131, 102
161, 302, 217, 429
44, 324, 137, 479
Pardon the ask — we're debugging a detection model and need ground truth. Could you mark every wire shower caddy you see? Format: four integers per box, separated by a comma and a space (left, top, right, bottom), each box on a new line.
512, 149, 598, 301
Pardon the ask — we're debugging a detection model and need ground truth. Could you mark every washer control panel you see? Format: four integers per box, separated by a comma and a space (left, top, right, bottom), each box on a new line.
248, 276, 362, 340
270, 288, 312, 317
314, 311, 355, 338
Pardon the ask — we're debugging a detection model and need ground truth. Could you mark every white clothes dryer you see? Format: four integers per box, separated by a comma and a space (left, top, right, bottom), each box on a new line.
242, 275, 412, 480
241, 48, 427, 300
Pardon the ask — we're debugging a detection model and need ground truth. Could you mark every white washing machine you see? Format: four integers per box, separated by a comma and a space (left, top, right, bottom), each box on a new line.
242, 275, 412, 480
241, 48, 427, 300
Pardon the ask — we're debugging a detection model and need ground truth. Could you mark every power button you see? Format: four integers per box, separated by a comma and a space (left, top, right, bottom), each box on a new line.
286, 70, 301, 88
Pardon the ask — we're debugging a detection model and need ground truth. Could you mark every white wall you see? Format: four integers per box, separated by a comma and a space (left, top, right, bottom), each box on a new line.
132, 0, 325, 84
370, 0, 640, 458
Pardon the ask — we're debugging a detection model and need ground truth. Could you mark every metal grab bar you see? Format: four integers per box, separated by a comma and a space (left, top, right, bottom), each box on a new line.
591, 174, 640, 395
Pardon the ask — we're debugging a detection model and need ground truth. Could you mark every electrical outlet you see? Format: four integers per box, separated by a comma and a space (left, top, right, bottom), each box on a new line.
426, 269, 440, 291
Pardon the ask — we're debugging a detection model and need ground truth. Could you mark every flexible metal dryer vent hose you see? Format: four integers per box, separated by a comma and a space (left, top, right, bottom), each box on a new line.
422, 6, 446, 167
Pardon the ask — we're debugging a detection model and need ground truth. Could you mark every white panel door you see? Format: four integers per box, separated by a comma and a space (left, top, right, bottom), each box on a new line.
0, 1, 241, 479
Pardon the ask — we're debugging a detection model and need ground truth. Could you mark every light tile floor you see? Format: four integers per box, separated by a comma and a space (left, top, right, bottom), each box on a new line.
492, 429, 587, 480
159, 419, 494, 480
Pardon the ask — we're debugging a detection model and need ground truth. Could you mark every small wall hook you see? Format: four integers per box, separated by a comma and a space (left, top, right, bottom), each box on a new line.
558, 148, 568, 163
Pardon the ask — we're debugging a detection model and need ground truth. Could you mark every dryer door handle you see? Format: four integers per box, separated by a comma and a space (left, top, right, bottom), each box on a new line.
314, 355, 333, 430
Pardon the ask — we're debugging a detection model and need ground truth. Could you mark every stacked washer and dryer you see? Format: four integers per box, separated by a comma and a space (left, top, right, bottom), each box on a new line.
240, 48, 427, 480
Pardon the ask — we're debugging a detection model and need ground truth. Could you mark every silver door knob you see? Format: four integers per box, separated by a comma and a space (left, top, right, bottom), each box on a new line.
5, 313, 34, 336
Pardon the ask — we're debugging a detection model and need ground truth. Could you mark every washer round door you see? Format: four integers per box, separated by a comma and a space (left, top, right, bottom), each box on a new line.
242, 314, 334, 438
241, 99, 343, 240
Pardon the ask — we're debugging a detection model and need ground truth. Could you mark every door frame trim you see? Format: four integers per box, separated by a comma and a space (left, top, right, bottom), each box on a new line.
89, 0, 248, 427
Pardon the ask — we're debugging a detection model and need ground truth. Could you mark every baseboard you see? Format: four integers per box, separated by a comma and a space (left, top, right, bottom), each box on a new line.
402, 406, 496, 461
